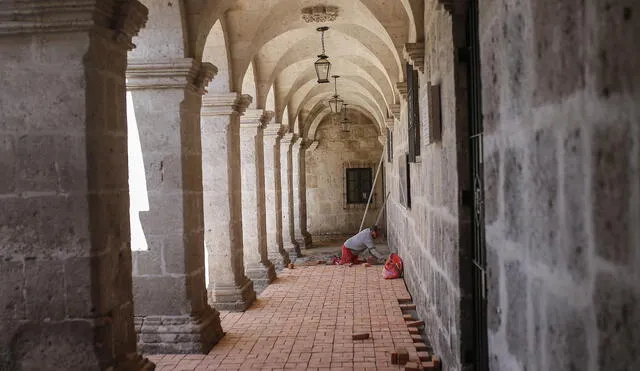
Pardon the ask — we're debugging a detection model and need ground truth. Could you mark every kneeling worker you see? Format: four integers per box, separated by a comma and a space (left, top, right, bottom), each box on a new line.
337, 225, 385, 265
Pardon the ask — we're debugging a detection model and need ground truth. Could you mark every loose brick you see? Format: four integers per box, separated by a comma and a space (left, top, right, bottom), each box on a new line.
412, 334, 423, 343
398, 298, 413, 304
404, 314, 415, 320
287, 263, 295, 269
415, 342, 428, 351
352, 333, 370, 340
404, 361, 421, 371
400, 304, 417, 310
397, 348, 409, 364
407, 320, 425, 327
418, 351, 431, 361
408, 327, 419, 335
363, 263, 372, 267
422, 360, 436, 370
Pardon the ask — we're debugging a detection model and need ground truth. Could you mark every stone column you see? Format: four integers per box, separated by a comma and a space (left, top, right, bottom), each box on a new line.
280, 133, 302, 258
293, 139, 313, 248
201, 93, 256, 311
127, 59, 223, 354
0, 2, 152, 370
263, 123, 291, 269
240, 109, 276, 293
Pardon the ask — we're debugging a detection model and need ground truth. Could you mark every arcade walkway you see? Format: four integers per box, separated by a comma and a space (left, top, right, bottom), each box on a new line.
148, 264, 429, 370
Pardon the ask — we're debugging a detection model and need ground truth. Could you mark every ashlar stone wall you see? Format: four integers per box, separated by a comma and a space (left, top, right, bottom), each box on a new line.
385, 1, 463, 369
481, 0, 640, 370
306, 112, 384, 235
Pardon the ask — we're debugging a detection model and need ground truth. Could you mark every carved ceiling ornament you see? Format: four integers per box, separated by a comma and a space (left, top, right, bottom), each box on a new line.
301, 6, 339, 23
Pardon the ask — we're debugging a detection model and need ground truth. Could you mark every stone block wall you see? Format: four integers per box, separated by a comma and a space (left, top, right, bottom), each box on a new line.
481, 0, 640, 370
385, 2, 463, 369
306, 112, 384, 235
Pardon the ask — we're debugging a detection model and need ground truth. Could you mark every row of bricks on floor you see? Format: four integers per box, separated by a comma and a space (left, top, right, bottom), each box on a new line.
150, 299, 441, 371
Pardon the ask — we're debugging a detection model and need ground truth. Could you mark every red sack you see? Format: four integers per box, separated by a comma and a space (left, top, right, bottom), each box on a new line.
382, 253, 403, 279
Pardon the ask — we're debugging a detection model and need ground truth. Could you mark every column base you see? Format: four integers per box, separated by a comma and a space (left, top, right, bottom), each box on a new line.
208, 278, 256, 311
284, 241, 301, 259
135, 306, 224, 354
268, 251, 291, 270
246, 262, 277, 294
303, 232, 313, 248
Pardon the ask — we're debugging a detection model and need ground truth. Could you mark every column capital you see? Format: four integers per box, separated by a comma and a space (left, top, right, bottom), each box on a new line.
202, 93, 252, 117
263, 122, 283, 137
280, 132, 296, 145
126, 58, 217, 95
0, 1, 148, 50
240, 108, 264, 128
390, 104, 401, 121
385, 117, 395, 129
396, 81, 408, 101
403, 43, 425, 74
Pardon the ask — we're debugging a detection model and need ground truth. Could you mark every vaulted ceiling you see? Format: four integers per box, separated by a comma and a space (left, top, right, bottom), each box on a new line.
195, 0, 424, 139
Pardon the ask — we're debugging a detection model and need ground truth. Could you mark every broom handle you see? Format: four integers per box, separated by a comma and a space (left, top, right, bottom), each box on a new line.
359, 142, 386, 231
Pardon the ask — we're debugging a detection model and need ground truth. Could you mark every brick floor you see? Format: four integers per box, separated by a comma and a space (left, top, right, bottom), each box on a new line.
148, 265, 419, 370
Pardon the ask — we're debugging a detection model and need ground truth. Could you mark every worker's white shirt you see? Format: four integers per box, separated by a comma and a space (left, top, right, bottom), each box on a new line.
344, 229, 383, 259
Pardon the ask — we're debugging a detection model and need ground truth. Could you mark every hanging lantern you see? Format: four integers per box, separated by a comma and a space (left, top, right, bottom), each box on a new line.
328, 75, 343, 114
314, 27, 331, 83
341, 103, 351, 132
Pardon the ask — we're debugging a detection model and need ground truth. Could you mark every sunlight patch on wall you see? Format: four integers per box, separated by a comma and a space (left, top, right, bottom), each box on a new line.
127, 90, 150, 251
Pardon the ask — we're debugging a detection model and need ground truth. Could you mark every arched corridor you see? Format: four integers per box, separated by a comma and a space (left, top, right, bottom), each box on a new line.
0, 1, 638, 370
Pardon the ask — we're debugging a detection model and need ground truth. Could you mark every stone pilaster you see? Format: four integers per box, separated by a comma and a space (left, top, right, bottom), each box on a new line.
263, 123, 291, 270
0, 1, 152, 370
280, 133, 302, 258
240, 109, 276, 293
126, 58, 223, 354
292, 138, 313, 248
201, 93, 256, 311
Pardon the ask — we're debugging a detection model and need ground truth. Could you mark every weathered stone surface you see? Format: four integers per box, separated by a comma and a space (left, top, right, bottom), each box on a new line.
591, 0, 640, 96
484, 148, 500, 225
9, 322, 99, 370
486, 244, 501, 333
562, 127, 588, 282
0, 260, 25, 320
592, 124, 631, 264
505, 260, 527, 364
546, 293, 589, 371
503, 147, 524, 242
532, 0, 585, 105
595, 272, 640, 371
527, 128, 559, 266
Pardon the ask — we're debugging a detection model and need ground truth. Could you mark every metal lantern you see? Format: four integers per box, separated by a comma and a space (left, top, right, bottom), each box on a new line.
314, 27, 331, 83
328, 75, 343, 114
341, 104, 351, 132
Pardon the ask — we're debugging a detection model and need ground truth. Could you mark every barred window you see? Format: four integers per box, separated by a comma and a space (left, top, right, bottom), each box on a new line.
346, 168, 373, 204
407, 63, 420, 162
